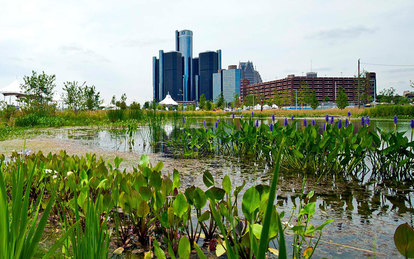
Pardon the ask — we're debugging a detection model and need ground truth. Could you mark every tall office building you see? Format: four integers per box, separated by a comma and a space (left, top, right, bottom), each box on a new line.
175, 30, 193, 101
239, 61, 262, 85
213, 66, 241, 103
199, 51, 220, 101
153, 30, 222, 102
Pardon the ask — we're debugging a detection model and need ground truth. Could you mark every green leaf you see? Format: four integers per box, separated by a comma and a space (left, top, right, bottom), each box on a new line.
139, 154, 149, 168
203, 170, 214, 187
205, 187, 225, 201
394, 223, 414, 258
178, 236, 191, 259
194, 242, 207, 259
315, 219, 334, 231
242, 187, 260, 221
173, 169, 180, 189
223, 175, 231, 194
136, 200, 150, 217
154, 240, 166, 259
198, 211, 210, 222
173, 193, 188, 218
193, 188, 207, 210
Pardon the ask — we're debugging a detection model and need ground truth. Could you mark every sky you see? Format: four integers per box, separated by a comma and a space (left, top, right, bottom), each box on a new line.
1, 0, 413, 104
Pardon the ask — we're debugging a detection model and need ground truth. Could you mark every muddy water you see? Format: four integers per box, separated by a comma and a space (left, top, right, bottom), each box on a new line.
0, 119, 413, 258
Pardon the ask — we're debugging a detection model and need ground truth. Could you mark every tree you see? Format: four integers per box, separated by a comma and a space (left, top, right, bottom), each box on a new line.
199, 94, 206, 110
215, 93, 225, 109
130, 101, 141, 110
378, 87, 396, 103
62, 81, 82, 111
309, 91, 319, 110
233, 94, 241, 108
21, 71, 56, 109
243, 94, 254, 107
143, 101, 150, 109
298, 82, 311, 107
83, 85, 101, 110
323, 96, 331, 103
273, 90, 283, 108
336, 87, 349, 109
206, 100, 212, 111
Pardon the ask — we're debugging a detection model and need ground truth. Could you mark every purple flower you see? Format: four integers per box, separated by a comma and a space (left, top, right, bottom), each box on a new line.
323, 123, 326, 132
394, 116, 398, 125
256, 119, 259, 127
312, 120, 316, 126
272, 114, 275, 122
347, 111, 351, 117
345, 118, 349, 128
215, 121, 218, 128
182, 116, 185, 124
366, 116, 370, 126
330, 116, 334, 124
284, 118, 288, 126
270, 123, 273, 131
325, 115, 329, 122
251, 111, 254, 117
303, 119, 307, 127
361, 116, 365, 127
411, 119, 414, 129
204, 120, 206, 129
338, 119, 342, 129
232, 112, 235, 119
291, 115, 294, 121
241, 114, 243, 119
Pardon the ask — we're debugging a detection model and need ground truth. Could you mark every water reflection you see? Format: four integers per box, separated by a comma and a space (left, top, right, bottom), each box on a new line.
23, 118, 414, 257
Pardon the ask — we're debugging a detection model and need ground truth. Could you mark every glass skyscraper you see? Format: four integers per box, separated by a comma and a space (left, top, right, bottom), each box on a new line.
153, 30, 222, 102
212, 66, 241, 104
175, 30, 193, 101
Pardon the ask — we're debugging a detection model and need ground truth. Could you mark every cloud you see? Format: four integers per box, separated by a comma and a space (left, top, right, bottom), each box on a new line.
60, 45, 111, 63
307, 26, 376, 40
117, 38, 169, 48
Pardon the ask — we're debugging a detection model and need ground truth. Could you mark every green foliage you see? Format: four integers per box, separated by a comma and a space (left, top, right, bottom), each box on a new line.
199, 94, 206, 110
21, 71, 56, 107
366, 105, 414, 118
309, 91, 319, 109
394, 223, 414, 258
206, 100, 212, 111
215, 93, 225, 109
336, 86, 349, 109
0, 154, 56, 259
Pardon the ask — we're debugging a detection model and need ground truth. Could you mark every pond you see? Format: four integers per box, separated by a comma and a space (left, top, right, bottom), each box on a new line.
0, 117, 413, 258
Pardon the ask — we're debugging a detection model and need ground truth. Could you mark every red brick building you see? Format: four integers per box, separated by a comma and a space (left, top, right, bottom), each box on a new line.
241, 72, 376, 105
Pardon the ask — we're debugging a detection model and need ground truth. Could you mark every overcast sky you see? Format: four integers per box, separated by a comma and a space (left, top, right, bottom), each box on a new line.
1, 0, 413, 104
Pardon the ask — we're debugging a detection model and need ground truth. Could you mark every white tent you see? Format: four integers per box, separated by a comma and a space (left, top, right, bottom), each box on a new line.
0, 80, 25, 98
159, 94, 178, 106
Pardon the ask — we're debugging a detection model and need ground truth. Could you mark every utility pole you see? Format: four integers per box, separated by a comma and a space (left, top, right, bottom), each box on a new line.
357, 58, 360, 108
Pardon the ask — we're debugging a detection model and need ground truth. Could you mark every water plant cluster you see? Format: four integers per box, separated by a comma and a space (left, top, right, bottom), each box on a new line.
0, 149, 334, 258
170, 114, 414, 178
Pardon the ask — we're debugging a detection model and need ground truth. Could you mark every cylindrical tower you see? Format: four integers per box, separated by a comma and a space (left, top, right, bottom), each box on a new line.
175, 30, 193, 101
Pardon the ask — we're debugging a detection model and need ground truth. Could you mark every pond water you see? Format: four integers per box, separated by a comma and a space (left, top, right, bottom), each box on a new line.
0, 117, 413, 258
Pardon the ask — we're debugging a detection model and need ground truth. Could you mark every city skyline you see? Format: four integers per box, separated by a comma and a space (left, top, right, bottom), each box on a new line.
1, 0, 413, 104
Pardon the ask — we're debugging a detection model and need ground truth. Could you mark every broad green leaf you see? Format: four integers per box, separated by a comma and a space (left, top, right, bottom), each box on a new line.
178, 236, 191, 259
154, 240, 166, 259
394, 223, 414, 258
203, 170, 214, 187
173, 193, 188, 218
223, 175, 231, 194
242, 187, 260, 221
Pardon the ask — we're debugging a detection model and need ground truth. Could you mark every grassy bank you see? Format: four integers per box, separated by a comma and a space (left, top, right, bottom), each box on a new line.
1, 105, 412, 129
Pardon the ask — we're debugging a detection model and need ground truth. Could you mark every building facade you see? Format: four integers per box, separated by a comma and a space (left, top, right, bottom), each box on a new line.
153, 30, 222, 102
212, 66, 241, 103
239, 61, 262, 85
241, 72, 376, 105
